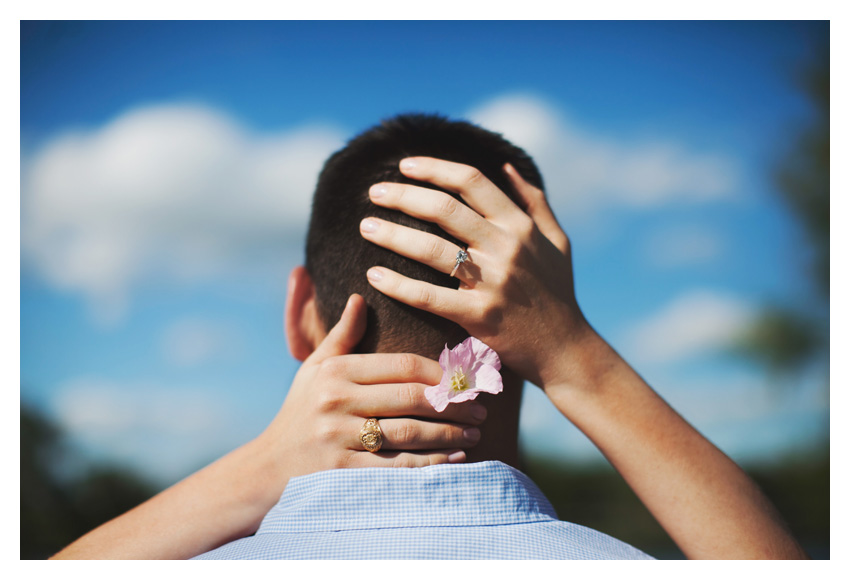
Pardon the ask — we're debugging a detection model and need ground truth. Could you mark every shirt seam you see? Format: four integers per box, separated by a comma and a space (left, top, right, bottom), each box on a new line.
257, 517, 561, 535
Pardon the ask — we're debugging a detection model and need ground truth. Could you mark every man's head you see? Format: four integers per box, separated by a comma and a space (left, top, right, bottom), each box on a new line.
290, 113, 543, 360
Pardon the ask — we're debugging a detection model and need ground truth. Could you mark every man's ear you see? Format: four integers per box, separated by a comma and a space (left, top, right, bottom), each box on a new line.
285, 266, 328, 362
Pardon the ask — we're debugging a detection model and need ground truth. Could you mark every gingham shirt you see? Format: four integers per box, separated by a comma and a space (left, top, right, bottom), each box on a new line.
193, 460, 653, 560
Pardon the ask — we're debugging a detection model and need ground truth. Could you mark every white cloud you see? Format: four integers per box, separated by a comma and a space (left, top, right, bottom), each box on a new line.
467, 94, 738, 214
643, 224, 725, 268
22, 96, 740, 326
21, 103, 345, 325
50, 378, 250, 483
160, 317, 242, 367
621, 290, 756, 365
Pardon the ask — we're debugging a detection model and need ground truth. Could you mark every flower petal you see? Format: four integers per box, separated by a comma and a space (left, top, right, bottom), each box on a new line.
453, 337, 475, 369
467, 337, 501, 371
446, 386, 482, 405
470, 364, 503, 395
438, 343, 451, 372
427, 338, 503, 412
424, 383, 451, 412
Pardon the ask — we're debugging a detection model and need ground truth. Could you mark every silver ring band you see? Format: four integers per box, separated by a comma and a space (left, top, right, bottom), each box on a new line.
450, 249, 469, 278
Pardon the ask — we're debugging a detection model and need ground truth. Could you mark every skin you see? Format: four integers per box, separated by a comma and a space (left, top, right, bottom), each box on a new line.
360, 156, 809, 560
51, 289, 485, 560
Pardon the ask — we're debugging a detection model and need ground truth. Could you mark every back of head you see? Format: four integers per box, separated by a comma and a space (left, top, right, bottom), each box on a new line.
306, 113, 543, 360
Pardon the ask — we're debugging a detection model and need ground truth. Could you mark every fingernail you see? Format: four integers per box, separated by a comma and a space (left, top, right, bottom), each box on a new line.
400, 158, 417, 171
448, 451, 466, 463
369, 184, 387, 198
463, 427, 481, 443
470, 404, 487, 422
360, 218, 379, 234
367, 267, 383, 282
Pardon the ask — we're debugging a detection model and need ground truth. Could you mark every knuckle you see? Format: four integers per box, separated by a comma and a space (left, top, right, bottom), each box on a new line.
314, 389, 340, 413
318, 357, 345, 378
497, 267, 515, 289
443, 424, 461, 445
435, 195, 460, 220
340, 450, 359, 469
479, 299, 504, 327
316, 389, 336, 413
460, 167, 484, 189
393, 422, 418, 447
424, 236, 444, 263
394, 353, 420, 378
398, 382, 421, 411
315, 418, 338, 444
529, 187, 548, 206
415, 285, 436, 309
392, 454, 417, 469
505, 239, 527, 267
516, 215, 535, 238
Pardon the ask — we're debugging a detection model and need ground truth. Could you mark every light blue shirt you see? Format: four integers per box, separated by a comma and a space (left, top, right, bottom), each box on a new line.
194, 460, 653, 560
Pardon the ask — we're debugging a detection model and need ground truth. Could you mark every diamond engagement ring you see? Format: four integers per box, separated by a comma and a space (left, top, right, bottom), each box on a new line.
450, 249, 469, 278
360, 418, 383, 452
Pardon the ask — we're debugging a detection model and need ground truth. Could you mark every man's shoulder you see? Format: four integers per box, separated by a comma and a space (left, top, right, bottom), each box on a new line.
193, 462, 654, 560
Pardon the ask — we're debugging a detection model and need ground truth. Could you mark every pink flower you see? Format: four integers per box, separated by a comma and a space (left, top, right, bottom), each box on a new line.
425, 337, 503, 412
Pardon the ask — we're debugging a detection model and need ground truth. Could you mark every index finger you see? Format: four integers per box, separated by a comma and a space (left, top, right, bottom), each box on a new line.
325, 352, 443, 386
351, 385, 488, 426
399, 157, 524, 222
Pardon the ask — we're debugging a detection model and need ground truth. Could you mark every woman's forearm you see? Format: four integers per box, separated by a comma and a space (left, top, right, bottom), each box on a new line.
49, 295, 485, 560
545, 330, 808, 560
50, 436, 279, 560
358, 158, 809, 559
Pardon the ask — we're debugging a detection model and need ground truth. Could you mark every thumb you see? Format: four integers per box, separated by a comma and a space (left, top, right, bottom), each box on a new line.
304, 294, 367, 365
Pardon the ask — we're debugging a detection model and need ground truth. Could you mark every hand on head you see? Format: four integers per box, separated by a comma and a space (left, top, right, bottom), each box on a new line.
263, 292, 486, 483
360, 157, 590, 389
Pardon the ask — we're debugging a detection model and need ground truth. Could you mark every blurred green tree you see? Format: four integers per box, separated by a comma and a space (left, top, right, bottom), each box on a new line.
737, 44, 829, 376
20, 403, 156, 559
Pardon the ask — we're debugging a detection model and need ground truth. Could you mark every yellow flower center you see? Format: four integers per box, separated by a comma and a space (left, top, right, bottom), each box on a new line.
450, 368, 470, 393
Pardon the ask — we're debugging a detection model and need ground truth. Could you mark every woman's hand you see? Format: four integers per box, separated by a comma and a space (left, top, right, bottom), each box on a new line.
261, 292, 485, 483
51, 292, 483, 559
360, 157, 590, 389
360, 157, 808, 560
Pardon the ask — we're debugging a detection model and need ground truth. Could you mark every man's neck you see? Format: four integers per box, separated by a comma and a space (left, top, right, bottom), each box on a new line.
464, 373, 522, 468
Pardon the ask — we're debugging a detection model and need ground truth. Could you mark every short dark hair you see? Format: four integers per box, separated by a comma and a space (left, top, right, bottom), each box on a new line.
305, 113, 543, 359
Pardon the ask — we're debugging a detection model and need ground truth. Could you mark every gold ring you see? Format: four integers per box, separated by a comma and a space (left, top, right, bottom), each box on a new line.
360, 418, 383, 452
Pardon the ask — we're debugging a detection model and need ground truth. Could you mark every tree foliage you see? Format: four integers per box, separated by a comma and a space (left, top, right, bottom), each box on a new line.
774, 46, 829, 298
739, 43, 829, 376
20, 404, 156, 559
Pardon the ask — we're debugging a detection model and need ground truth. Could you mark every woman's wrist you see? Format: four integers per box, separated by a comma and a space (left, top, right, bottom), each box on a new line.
538, 320, 611, 394
245, 428, 292, 506
207, 432, 293, 542
537, 323, 648, 433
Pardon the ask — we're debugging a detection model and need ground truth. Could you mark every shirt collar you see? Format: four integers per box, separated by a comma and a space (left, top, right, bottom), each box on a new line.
257, 460, 559, 534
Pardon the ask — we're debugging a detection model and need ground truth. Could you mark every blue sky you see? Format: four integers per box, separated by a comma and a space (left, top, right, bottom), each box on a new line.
20, 20, 829, 485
